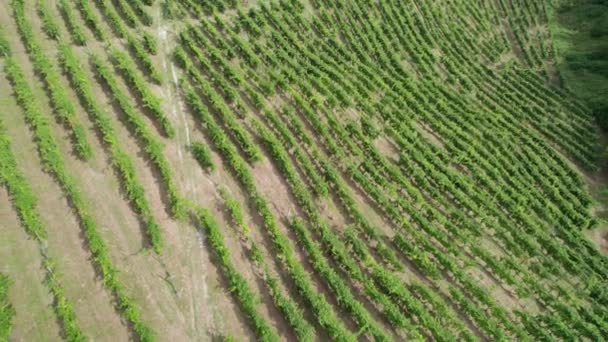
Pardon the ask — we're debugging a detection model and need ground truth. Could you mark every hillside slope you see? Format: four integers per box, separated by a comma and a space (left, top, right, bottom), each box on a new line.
0, 0, 606, 341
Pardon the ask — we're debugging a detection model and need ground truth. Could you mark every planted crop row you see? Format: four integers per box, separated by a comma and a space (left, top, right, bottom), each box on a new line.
274, 35, 536, 340
4, 56, 154, 341
274, 3, 604, 336
90, 53, 186, 220
195, 208, 279, 341
191, 1, 604, 340
210, 0, 601, 340
175, 43, 262, 163
347, 0, 606, 284
190, 21, 332, 198
217, 189, 316, 341
0, 29, 10, 57
179, 19, 462, 338
0, 126, 46, 341
42, 260, 86, 342
290, 0, 600, 284
110, 0, 139, 28
288, 218, 413, 340
382, 0, 597, 166
0, 274, 14, 341
255, 0, 472, 279
125, 0, 153, 26
58, 0, 87, 46
272, 104, 402, 270
180, 30, 239, 103
349, 229, 473, 341
0, 108, 86, 342
259, 72, 469, 339
324, 0, 592, 171
253, 105, 456, 339
75, 0, 106, 41
142, 32, 157, 54
253, 116, 421, 337
198, 9, 504, 338
182, 85, 355, 341
110, 48, 174, 137
58, 45, 164, 253
36, 0, 60, 40
93, 0, 162, 83
190, 141, 214, 171
0, 125, 47, 241
191, 16, 406, 332
198, 18, 404, 276
12, 0, 93, 161
232, 8, 534, 338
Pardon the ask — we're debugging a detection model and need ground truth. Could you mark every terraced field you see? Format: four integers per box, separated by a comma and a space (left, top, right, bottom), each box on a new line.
1, 0, 607, 341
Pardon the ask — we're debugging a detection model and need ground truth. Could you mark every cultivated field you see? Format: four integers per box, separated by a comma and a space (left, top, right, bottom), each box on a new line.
0, 0, 607, 341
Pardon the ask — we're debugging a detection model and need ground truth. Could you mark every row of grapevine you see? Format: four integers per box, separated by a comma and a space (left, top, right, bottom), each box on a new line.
179, 13, 484, 340
75, 0, 106, 41
112, 0, 152, 27
0, 144, 85, 341
93, 0, 161, 82
89, 53, 186, 220
0, 28, 87, 341
177, 26, 408, 339
222, 2, 608, 340
58, 45, 164, 253
217, 188, 316, 341
190, 141, 214, 171
230, 8, 524, 336
314, 0, 592, 276
3, 0, 601, 339
496, 0, 555, 71
397, 0, 597, 165
292, 0, 604, 336
252, 114, 436, 338
194, 208, 279, 341
306, 0, 600, 324
30, 3, 313, 340
0, 274, 14, 341
58, 0, 87, 46
36, 0, 60, 40
181, 85, 356, 340
110, 48, 174, 137
3, 56, 154, 341
1, 127, 87, 340
12, 0, 93, 161
42, 260, 86, 342
195, 6, 498, 338
174, 42, 262, 163
193, 17, 424, 337
363, 0, 605, 281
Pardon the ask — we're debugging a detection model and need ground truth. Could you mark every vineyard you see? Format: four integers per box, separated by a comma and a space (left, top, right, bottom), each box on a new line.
0, 0, 607, 341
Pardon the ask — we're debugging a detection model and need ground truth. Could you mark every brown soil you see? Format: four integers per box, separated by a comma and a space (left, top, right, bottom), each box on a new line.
373, 135, 399, 161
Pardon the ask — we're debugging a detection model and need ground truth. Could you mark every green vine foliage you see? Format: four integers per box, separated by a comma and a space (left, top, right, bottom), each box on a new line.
0, 274, 15, 341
